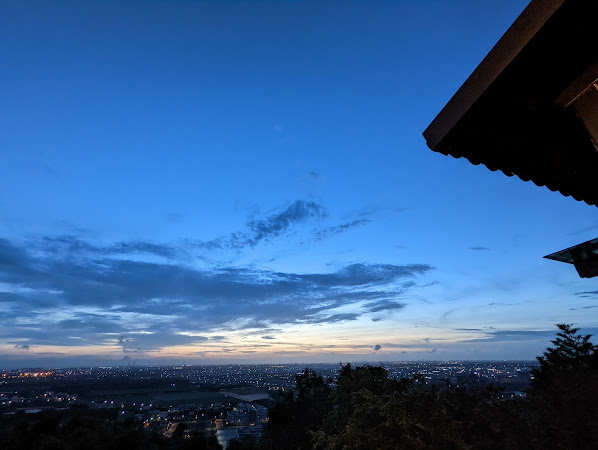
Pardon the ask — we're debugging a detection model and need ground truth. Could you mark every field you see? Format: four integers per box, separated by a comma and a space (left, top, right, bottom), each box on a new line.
86, 387, 232, 408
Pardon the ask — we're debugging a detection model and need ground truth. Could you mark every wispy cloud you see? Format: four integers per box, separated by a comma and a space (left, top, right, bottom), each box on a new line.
0, 235, 433, 354
169, 199, 402, 254
350, 204, 408, 219
244, 201, 326, 246
109, 241, 182, 259
118, 336, 140, 353
570, 223, 598, 235
574, 290, 598, 298
454, 328, 484, 332
25, 201, 345, 264
315, 219, 371, 240
305, 313, 359, 324
30, 235, 185, 260
192, 200, 327, 251
363, 300, 405, 313
457, 328, 598, 344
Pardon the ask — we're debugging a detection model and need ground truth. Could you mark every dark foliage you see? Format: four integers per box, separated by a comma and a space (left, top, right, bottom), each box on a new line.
259, 369, 332, 450
2, 410, 222, 450
228, 435, 259, 450
532, 323, 598, 384
258, 325, 598, 449
529, 324, 598, 449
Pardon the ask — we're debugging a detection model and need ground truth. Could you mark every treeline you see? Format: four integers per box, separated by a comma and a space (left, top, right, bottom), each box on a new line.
2, 408, 222, 450
244, 324, 598, 449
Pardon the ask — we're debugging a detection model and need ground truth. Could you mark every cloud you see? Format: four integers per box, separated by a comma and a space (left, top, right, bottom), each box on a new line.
301, 263, 431, 288
108, 241, 181, 259
0, 238, 38, 284
574, 290, 598, 298
454, 328, 484, 332
244, 200, 326, 246
118, 336, 140, 353
569, 305, 598, 311
0, 234, 433, 354
192, 200, 327, 250
315, 219, 371, 240
169, 200, 404, 255
306, 313, 359, 324
570, 223, 598, 235
441, 309, 456, 319
351, 204, 408, 219
458, 328, 598, 344
261, 335, 276, 340
14, 344, 30, 350
57, 315, 122, 333
363, 300, 405, 313
31, 235, 185, 260
487, 301, 533, 307
313, 204, 410, 241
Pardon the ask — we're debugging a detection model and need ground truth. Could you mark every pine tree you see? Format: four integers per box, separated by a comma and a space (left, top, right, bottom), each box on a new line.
530, 323, 598, 448
532, 323, 597, 384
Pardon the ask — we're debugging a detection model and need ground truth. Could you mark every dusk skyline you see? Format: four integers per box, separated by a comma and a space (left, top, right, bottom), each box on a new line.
2, 0, 597, 369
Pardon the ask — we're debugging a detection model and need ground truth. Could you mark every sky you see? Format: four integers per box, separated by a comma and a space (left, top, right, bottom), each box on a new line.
1, 0, 597, 369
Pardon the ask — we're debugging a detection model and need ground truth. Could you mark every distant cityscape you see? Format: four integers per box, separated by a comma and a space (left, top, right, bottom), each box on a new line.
1, 360, 536, 391
1, 361, 535, 447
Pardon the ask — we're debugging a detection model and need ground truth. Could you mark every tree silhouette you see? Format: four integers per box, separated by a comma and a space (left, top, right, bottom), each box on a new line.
534, 323, 597, 374
260, 368, 332, 449
530, 323, 598, 448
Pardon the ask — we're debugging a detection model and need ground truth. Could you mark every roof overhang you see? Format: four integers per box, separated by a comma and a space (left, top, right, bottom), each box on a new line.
544, 238, 598, 278
423, 0, 598, 206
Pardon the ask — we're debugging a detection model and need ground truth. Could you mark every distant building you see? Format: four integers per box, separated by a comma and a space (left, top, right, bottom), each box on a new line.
254, 404, 269, 423
220, 388, 272, 402
227, 403, 269, 426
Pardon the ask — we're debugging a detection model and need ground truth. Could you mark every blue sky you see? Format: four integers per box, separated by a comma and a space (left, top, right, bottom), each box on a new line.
1, 0, 597, 369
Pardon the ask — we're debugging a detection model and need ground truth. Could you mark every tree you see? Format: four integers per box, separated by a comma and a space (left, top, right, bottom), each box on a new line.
295, 368, 331, 402
261, 369, 332, 449
530, 324, 598, 448
261, 329, 598, 449
534, 323, 597, 375
531, 323, 598, 394
227, 435, 258, 450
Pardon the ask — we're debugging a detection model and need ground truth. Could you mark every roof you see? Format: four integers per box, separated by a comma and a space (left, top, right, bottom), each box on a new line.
544, 237, 598, 278
423, 0, 598, 207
